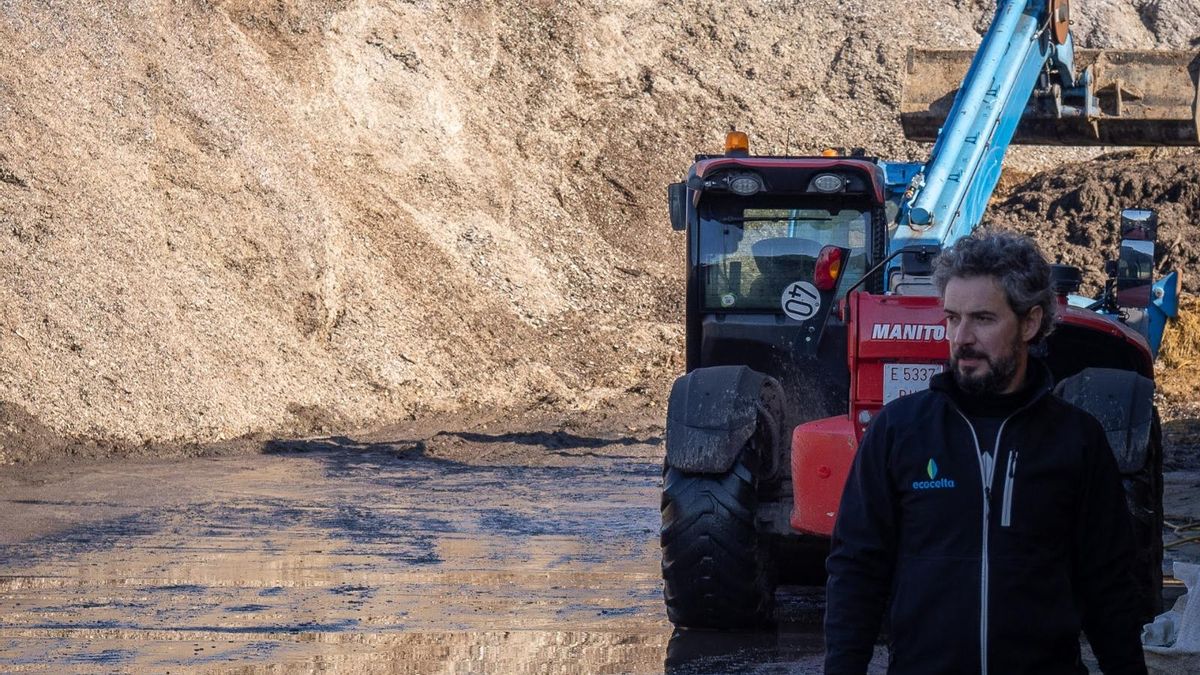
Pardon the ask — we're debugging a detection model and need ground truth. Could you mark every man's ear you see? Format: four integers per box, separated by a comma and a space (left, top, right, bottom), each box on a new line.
1022, 305, 1043, 343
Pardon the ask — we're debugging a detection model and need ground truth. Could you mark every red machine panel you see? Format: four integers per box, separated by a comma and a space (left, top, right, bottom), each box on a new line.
790, 415, 859, 536
791, 292, 951, 536
849, 292, 950, 412
1057, 302, 1155, 377
692, 157, 888, 203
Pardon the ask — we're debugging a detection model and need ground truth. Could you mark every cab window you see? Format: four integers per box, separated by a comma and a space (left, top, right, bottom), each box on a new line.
698, 201, 869, 311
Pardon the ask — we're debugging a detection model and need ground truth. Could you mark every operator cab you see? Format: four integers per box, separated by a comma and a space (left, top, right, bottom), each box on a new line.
668, 132, 892, 425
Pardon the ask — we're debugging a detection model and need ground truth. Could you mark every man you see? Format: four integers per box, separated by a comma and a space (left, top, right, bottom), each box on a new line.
824, 232, 1147, 674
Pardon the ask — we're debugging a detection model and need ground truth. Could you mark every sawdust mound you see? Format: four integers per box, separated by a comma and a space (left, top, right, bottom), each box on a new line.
1, 1, 1198, 458
1159, 296, 1200, 403
1162, 298, 1200, 367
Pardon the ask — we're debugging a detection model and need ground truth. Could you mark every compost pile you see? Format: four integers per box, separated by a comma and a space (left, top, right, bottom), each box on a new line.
989, 151, 1200, 295
0, 0, 1198, 461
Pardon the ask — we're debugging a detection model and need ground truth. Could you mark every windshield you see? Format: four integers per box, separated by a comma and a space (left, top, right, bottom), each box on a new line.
698, 200, 870, 312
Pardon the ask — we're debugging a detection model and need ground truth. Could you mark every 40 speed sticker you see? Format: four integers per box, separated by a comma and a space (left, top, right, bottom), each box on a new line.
781, 280, 821, 321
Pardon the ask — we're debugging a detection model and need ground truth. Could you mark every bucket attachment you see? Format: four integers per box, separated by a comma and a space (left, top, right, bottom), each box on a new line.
902, 48, 1200, 146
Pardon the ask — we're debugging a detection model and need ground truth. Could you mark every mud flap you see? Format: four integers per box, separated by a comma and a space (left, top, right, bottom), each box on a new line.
903, 48, 1200, 146
1054, 368, 1154, 474
1056, 367, 1164, 620
665, 366, 785, 476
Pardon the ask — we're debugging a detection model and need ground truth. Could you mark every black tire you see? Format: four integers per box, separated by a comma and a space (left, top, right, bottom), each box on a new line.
1124, 409, 1164, 623
660, 458, 775, 629
1055, 369, 1163, 623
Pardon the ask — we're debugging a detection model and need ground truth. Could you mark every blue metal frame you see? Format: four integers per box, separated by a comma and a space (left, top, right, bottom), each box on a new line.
882, 0, 1183, 359
1148, 272, 1182, 357
893, 0, 1065, 253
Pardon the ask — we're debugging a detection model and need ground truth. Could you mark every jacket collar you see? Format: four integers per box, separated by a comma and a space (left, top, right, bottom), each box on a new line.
930, 357, 1054, 416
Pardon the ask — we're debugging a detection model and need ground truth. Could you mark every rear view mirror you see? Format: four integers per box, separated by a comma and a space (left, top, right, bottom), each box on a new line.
1115, 208, 1158, 309
667, 182, 687, 232
1116, 239, 1155, 308
1120, 208, 1157, 240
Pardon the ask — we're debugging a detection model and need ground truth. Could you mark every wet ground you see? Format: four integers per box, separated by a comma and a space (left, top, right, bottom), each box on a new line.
0, 429, 884, 673
2, 422, 1196, 673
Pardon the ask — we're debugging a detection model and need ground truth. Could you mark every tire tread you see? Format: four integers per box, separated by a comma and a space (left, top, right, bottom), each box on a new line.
661, 460, 775, 629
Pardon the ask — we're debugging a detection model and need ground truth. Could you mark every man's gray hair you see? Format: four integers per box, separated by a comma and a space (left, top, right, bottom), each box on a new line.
932, 232, 1057, 343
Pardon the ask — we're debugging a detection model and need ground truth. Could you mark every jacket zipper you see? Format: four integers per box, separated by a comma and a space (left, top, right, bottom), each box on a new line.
1001, 451, 1018, 527
954, 409, 1013, 675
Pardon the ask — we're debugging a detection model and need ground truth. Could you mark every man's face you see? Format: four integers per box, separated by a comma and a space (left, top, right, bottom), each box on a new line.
942, 275, 1040, 395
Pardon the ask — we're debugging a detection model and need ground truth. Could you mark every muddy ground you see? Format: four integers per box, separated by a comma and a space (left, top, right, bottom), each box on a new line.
2, 1, 1199, 453
0, 409, 854, 674
3, 396, 1200, 674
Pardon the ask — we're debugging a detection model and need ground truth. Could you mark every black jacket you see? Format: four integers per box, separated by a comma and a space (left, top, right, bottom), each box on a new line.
825, 364, 1147, 675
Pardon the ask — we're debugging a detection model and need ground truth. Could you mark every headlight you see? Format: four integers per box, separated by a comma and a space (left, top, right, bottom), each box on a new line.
811, 173, 846, 193
728, 174, 762, 196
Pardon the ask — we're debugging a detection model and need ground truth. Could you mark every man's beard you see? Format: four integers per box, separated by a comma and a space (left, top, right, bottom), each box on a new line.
951, 342, 1021, 396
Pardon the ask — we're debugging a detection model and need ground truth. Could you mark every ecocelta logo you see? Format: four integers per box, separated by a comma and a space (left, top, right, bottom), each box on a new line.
912, 458, 957, 490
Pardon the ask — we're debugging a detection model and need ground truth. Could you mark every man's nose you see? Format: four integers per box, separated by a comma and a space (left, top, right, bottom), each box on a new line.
950, 321, 975, 347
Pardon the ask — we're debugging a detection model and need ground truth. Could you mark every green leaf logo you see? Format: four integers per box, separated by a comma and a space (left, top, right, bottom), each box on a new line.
927, 459, 938, 480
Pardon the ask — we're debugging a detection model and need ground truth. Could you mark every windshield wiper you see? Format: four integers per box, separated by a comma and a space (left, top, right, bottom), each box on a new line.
714, 216, 835, 224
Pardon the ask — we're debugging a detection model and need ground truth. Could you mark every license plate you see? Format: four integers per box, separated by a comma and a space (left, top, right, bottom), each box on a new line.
882, 364, 944, 404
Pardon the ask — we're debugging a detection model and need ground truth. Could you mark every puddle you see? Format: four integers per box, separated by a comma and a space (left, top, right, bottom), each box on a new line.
0, 445, 853, 671
2, 434, 1183, 672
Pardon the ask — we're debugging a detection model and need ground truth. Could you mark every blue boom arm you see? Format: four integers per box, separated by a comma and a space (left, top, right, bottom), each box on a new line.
891, 0, 1079, 258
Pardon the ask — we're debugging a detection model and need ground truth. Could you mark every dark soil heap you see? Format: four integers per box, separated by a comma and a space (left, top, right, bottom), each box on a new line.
990, 151, 1200, 295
